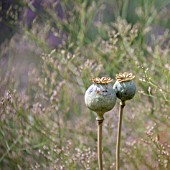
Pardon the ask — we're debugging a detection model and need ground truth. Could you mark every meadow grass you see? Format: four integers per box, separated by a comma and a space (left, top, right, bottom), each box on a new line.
0, 0, 170, 169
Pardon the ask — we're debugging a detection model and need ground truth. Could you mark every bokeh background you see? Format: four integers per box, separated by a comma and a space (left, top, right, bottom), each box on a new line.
0, 0, 170, 169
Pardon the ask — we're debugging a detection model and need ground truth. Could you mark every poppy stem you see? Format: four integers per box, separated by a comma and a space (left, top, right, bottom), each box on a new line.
97, 117, 104, 170
116, 101, 125, 170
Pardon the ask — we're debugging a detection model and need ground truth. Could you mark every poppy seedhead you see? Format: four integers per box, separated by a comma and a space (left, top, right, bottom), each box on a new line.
113, 72, 136, 101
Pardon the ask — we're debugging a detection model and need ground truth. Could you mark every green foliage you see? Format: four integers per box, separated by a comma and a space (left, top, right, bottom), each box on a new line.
0, 0, 170, 169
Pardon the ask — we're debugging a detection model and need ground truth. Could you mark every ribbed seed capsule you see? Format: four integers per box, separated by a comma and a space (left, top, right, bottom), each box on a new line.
113, 72, 136, 101
85, 77, 117, 120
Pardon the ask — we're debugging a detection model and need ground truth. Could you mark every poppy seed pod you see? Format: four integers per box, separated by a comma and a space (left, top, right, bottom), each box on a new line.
85, 77, 117, 120
113, 72, 136, 102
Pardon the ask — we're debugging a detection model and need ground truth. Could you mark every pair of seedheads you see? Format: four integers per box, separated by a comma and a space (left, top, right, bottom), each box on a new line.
85, 72, 136, 170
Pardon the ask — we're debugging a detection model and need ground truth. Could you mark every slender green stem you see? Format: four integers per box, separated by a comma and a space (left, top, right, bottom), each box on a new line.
117, 0, 123, 17
116, 101, 125, 170
0, 135, 21, 162
97, 118, 104, 170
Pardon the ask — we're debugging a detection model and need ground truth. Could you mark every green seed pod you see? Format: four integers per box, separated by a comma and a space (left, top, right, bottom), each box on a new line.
113, 72, 136, 102
85, 77, 117, 120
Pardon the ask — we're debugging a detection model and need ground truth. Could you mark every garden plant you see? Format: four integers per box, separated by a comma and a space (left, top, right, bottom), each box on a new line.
0, 0, 170, 170
85, 77, 116, 170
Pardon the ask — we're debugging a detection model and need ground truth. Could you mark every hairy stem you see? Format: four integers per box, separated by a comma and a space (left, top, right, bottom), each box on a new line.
97, 118, 104, 170
116, 101, 125, 170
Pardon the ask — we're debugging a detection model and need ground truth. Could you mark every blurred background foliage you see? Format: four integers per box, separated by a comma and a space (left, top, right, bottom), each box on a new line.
0, 0, 170, 169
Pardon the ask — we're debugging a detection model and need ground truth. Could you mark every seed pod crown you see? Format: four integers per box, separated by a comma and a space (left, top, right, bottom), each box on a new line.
91, 77, 113, 84
116, 72, 135, 83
